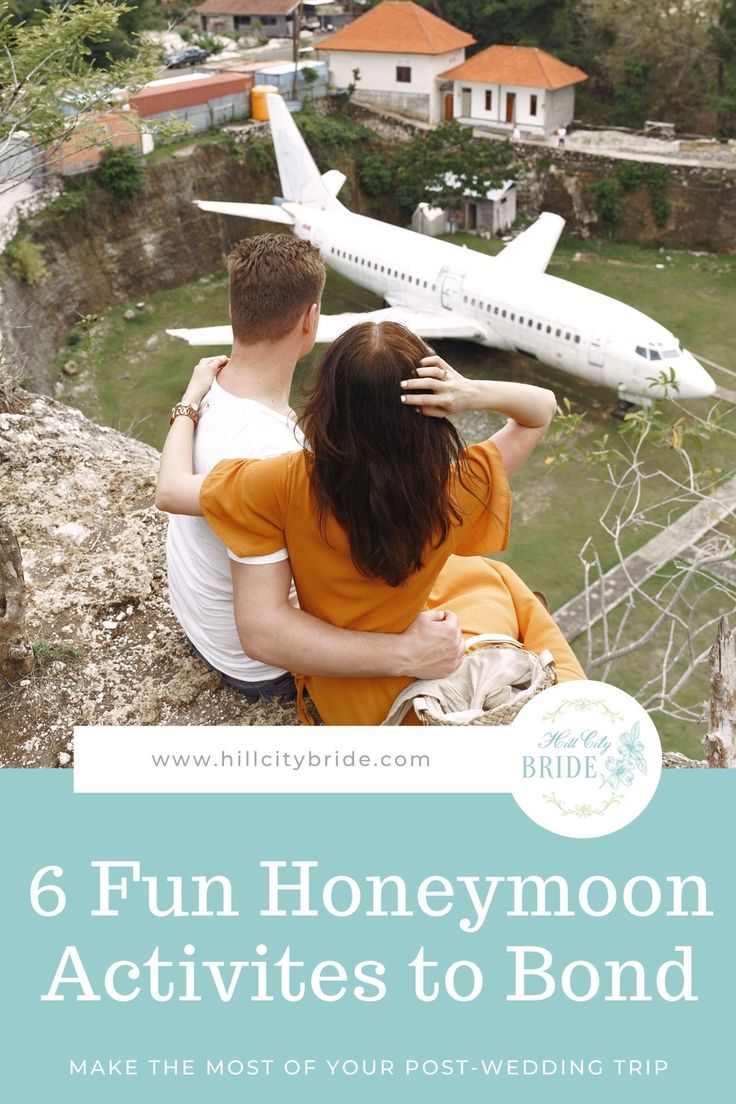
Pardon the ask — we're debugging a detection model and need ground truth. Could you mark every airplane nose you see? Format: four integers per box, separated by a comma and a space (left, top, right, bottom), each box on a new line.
675, 352, 717, 399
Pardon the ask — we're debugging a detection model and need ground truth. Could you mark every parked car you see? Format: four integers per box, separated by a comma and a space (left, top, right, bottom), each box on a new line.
165, 46, 210, 69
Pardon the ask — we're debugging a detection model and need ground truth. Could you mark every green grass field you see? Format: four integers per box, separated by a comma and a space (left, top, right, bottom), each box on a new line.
58, 236, 735, 754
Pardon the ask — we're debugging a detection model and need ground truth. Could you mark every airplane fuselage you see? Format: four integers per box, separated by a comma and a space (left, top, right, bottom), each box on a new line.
285, 203, 714, 403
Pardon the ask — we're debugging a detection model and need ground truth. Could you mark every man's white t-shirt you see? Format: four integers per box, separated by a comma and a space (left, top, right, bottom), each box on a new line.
166, 378, 303, 683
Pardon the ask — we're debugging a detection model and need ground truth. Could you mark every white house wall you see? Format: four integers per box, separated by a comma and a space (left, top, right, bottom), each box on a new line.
545, 86, 576, 133
453, 80, 576, 137
325, 49, 465, 123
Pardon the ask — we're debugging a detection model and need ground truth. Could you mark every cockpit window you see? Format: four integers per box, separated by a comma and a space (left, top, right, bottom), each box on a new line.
639, 342, 680, 361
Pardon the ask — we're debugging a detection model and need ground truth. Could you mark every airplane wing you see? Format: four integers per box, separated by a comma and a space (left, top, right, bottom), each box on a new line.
193, 200, 295, 225
166, 325, 233, 346
495, 211, 565, 274
316, 307, 487, 344
167, 308, 487, 349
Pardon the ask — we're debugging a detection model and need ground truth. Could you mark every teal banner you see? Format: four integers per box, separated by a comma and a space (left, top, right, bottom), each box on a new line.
1, 771, 733, 1101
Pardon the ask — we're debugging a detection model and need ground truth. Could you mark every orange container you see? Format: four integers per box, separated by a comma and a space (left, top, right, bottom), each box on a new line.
251, 85, 280, 121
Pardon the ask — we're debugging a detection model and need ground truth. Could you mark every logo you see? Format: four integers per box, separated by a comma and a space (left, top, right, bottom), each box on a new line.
509, 681, 662, 838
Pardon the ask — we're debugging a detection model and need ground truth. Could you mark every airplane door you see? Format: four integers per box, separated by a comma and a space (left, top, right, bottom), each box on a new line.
588, 337, 605, 367
440, 271, 463, 311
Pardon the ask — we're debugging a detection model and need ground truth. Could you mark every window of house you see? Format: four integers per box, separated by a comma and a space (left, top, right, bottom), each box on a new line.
485, 90, 492, 111
396, 66, 411, 83
530, 94, 538, 116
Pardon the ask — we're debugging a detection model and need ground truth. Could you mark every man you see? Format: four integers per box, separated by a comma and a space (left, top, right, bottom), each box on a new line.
162, 234, 465, 700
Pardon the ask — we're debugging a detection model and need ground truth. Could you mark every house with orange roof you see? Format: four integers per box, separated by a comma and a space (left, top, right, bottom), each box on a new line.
440, 45, 587, 139
316, 0, 475, 124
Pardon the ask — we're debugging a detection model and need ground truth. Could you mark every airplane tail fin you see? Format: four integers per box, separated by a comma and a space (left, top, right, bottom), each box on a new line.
267, 92, 341, 210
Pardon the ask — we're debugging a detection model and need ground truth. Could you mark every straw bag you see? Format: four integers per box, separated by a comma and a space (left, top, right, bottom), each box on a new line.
381, 634, 557, 726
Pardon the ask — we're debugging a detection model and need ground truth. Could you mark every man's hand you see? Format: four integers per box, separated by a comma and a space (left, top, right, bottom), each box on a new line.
399, 609, 465, 680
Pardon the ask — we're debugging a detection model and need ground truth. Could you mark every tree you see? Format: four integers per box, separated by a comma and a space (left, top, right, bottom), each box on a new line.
395, 120, 516, 213
711, 0, 736, 136
572, 0, 728, 132
0, 0, 159, 192
6, 0, 165, 66
550, 387, 736, 739
397, 1, 577, 51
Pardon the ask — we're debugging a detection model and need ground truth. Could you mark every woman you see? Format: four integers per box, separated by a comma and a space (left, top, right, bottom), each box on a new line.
158, 322, 584, 724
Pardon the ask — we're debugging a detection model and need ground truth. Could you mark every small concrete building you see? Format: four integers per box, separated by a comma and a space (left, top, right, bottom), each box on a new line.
129, 72, 253, 134
316, 0, 475, 124
440, 45, 587, 139
196, 0, 301, 39
415, 176, 516, 237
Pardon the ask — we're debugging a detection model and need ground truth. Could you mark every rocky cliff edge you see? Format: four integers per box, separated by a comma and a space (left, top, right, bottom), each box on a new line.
0, 392, 297, 767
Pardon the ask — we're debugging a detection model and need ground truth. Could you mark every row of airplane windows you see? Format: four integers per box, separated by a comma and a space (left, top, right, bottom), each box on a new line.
330, 247, 437, 291
462, 294, 581, 342
330, 246, 581, 344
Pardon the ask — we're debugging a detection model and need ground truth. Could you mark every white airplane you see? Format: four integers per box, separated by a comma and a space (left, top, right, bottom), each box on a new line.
168, 93, 716, 406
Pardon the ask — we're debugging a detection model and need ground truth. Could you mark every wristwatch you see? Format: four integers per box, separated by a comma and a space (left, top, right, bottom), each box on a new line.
169, 401, 199, 426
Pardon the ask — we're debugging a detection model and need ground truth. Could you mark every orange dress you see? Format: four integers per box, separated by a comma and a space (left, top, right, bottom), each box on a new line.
201, 440, 520, 725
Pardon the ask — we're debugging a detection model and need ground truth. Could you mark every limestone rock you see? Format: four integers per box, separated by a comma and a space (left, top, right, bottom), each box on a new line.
0, 392, 299, 767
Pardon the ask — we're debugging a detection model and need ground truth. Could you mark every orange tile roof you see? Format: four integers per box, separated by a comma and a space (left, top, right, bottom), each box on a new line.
440, 45, 587, 90
316, 1, 475, 56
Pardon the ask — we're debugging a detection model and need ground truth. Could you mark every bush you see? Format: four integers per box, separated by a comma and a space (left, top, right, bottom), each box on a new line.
98, 145, 145, 200
358, 152, 392, 196
194, 34, 223, 54
643, 164, 670, 228
3, 238, 49, 285
45, 179, 93, 218
614, 160, 644, 192
589, 178, 622, 229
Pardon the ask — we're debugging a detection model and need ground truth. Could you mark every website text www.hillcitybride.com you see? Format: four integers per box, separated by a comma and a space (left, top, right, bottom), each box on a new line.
150, 748, 431, 772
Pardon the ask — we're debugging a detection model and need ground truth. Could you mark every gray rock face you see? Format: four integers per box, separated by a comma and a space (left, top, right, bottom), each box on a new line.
0, 391, 298, 767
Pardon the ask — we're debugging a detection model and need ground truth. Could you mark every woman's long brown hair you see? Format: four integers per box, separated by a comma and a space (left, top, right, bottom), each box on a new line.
299, 321, 470, 587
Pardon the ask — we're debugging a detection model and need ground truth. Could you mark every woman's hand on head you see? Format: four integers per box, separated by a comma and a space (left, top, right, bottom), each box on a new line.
399, 355, 475, 418
183, 355, 229, 405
